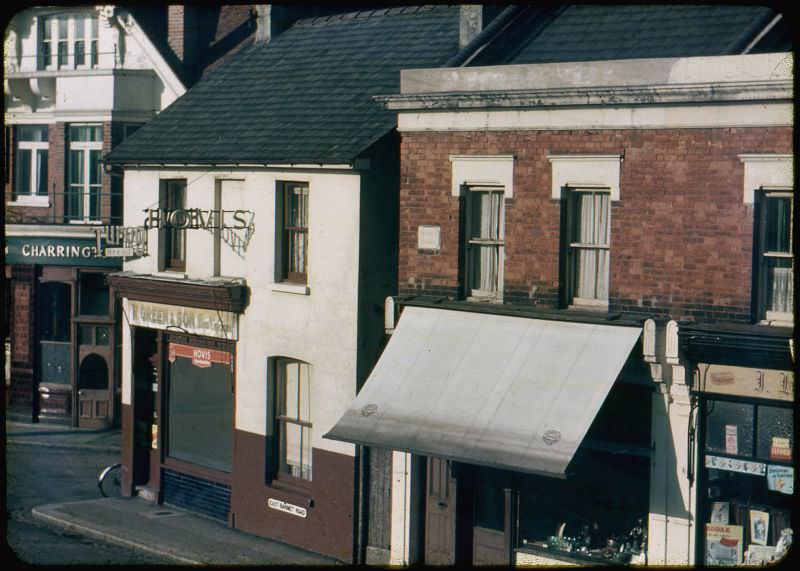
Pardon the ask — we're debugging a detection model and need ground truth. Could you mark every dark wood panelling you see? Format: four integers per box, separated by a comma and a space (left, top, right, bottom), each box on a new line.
107, 273, 249, 313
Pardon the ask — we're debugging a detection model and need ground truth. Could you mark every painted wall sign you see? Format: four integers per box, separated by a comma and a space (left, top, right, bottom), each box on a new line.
4, 236, 121, 267
168, 343, 233, 370
695, 364, 794, 402
267, 498, 308, 518
705, 454, 766, 476
128, 300, 238, 340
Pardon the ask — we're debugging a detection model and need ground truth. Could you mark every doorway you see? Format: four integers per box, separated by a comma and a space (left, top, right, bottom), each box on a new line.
132, 328, 158, 488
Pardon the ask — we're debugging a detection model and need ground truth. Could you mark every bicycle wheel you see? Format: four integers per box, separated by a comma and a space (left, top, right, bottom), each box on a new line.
98, 463, 122, 497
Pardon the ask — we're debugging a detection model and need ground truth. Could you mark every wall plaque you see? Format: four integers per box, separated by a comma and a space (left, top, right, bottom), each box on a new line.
267, 498, 307, 518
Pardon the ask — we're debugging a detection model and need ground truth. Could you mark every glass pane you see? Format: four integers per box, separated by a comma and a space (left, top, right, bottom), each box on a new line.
58, 41, 68, 66
574, 248, 609, 301
575, 191, 610, 246
765, 197, 791, 253
42, 17, 51, 39
14, 149, 31, 196
18, 125, 48, 141
90, 16, 98, 38
757, 406, 793, 460
78, 324, 93, 345
469, 244, 499, 292
469, 191, 502, 240
167, 357, 233, 472
766, 258, 793, 314
474, 479, 505, 531
96, 327, 110, 346
75, 18, 84, 36
36, 149, 49, 196
74, 40, 85, 66
79, 273, 109, 315
58, 18, 68, 38
284, 361, 299, 419
69, 125, 102, 142
282, 422, 302, 473
70, 150, 84, 184
705, 400, 755, 456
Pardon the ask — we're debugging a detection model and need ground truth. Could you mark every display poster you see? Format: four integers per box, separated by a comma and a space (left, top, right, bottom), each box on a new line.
769, 437, 792, 461
710, 501, 730, 524
749, 510, 769, 546
766, 465, 794, 495
705, 454, 766, 476
725, 425, 738, 455
706, 524, 743, 566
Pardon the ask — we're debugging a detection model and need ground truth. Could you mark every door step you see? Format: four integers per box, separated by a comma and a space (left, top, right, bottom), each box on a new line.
136, 486, 157, 501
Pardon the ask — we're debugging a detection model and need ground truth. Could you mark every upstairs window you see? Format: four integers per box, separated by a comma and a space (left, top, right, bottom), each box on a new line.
12, 125, 49, 202
159, 179, 187, 272
65, 125, 102, 222
276, 182, 309, 284
464, 185, 505, 300
564, 188, 611, 307
38, 14, 98, 70
755, 190, 793, 324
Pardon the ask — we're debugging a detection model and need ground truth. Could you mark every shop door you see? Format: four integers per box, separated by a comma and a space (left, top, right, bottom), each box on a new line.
77, 353, 110, 428
472, 472, 511, 566
425, 457, 457, 564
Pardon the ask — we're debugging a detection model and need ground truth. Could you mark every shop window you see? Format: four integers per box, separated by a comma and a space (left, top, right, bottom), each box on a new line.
275, 182, 309, 284
38, 13, 98, 70
38, 282, 70, 342
755, 190, 793, 324
12, 125, 49, 202
701, 397, 793, 565
79, 272, 109, 315
166, 342, 233, 473
270, 358, 312, 482
65, 125, 103, 222
159, 179, 187, 272
563, 188, 610, 308
464, 185, 505, 300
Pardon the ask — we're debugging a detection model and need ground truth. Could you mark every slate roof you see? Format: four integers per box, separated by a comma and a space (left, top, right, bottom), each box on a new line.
107, 5, 460, 166
472, 4, 785, 66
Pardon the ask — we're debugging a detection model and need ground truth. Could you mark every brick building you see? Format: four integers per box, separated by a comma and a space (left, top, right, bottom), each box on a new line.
327, 5, 793, 567
4, 5, 255, 426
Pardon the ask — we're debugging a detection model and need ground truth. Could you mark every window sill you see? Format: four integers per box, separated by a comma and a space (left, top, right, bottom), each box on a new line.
759, 317, 793, 328
569, 299, 609, 311
272, 282, 310, 295
154, 270, 188, 279
467, 291, 503, 303
8, 197, 50, 208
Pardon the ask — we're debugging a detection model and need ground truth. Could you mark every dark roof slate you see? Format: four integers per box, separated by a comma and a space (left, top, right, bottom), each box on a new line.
107, 5, 459, 166
499, 5, 778, 65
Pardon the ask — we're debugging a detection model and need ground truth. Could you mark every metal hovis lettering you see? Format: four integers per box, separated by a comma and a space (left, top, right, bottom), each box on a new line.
127, 300, 238, 340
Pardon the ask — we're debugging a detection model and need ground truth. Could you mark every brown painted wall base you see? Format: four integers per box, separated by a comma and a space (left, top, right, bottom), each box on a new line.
230, 429, 355, 563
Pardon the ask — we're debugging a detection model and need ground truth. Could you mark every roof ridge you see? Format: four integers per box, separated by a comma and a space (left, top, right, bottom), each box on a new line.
293, 4, 438, 28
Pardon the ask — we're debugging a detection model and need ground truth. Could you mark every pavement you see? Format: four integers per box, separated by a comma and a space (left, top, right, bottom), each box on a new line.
6, 414, 344, 566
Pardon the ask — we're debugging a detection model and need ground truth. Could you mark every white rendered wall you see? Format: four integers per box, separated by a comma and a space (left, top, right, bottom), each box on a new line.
121, 168, 362, 458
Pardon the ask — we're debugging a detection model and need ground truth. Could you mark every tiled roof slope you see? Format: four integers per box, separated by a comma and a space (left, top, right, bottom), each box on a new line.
490, 5, 781, 66
107, 5, 459, 166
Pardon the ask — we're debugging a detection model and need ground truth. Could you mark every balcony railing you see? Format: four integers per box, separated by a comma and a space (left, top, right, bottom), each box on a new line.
6, 189, 123, 226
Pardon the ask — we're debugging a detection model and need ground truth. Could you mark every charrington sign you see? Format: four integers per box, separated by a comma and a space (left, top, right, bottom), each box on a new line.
5, 236, 121, 267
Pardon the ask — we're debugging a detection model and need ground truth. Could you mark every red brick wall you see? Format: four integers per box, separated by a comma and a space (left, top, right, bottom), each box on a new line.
398, 127, 792, 323
8, 265, 36, 411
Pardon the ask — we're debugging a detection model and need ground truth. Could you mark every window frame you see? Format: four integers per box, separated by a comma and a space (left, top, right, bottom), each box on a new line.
12, 125, 49, 203
463, 184, 505, 301
562, 187, 611, 309
38, 13, 99, 70
66, 124, 103, 223
269, 357, 313, 486
275, 181, 309, 285
754, 188, 793, 325
159, 179, 187, 272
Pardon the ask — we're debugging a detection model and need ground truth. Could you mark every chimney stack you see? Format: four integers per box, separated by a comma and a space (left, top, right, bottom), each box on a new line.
459, 5, 483, 49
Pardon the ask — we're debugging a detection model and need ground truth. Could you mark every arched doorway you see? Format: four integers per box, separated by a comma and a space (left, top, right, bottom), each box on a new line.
77, 353, 110, 427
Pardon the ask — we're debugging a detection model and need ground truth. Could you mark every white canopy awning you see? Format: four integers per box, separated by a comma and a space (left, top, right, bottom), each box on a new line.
325, 306, 641, 478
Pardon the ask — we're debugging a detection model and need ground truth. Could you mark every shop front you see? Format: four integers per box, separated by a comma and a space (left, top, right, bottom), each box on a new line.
682, 324, 794, 566
326, 302, 653, 566
5, 232, 121, 426
109, 273, 247, 521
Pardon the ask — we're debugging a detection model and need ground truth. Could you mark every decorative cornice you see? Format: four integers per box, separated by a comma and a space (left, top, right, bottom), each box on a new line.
379, 80, 793, 112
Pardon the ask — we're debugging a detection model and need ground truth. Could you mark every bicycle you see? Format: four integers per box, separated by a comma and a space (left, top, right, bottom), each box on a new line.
97, 463, 122, 497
